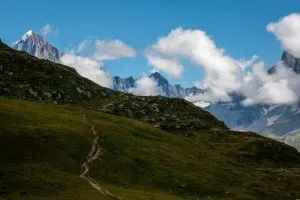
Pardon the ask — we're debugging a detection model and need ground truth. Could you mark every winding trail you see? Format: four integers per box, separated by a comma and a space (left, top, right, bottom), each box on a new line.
80, 110, 122, 200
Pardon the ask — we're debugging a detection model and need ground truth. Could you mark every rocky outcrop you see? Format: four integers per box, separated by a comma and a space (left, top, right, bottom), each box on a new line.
269, 51, 300, 74
282, 51, 300, 74
100, 95, 227, 131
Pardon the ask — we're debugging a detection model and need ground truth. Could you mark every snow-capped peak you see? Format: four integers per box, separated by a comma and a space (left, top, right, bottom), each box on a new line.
22, 30, 34, 41
12, 30, 60, 63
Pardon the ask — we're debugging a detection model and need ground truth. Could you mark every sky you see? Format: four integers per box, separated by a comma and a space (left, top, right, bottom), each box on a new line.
1, 0, 300, 105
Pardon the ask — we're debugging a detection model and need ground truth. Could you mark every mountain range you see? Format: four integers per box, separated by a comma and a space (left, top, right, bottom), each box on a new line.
12, 31, 204, 99
113, 72, 204, 98
206, 51, 300, 138
11, 31, 300, 151
2, 36, 300, 199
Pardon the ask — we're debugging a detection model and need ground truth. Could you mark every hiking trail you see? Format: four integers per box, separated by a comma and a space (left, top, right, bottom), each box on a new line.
80, 110, 122, 200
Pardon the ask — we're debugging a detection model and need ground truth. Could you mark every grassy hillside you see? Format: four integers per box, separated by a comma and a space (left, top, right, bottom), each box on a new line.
1, 98, 300, 200
0, 42, 226, 131
1, 41, 300, 199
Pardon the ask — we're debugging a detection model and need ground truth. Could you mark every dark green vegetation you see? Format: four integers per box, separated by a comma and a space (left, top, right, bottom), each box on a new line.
1, 98, 300, 200
1, 41, 300, 199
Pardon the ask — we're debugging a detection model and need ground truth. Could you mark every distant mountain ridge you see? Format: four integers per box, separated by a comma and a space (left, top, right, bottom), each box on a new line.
268, 51, 300, 74
206, 51, 300, 143
282, 51, 300, 73
113, 72, 204, 98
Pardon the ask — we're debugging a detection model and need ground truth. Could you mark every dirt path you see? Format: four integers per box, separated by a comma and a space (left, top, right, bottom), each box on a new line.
80, 110, 122, 200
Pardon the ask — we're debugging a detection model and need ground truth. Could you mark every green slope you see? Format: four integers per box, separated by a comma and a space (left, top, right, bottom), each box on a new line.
1, 41, 300, 199
1, 98, 300, 200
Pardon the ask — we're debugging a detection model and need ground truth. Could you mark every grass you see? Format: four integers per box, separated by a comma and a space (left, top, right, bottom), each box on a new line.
1, 97, 300, 200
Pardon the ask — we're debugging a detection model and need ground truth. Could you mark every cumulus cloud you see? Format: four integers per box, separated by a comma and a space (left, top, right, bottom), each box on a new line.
148, 26, 300, 105
40, 24, 58, 36
93, 40, 136, 61
267, 13, 300, 58
146, 27, 249, 102
187, 60, 300, 106
243, 80, 297, 105
76, 39, 93, 53
236, 55, 259, 71
60, 53, 113, 88
241, 62, 300, 106
74, 38, 136, 61
146, 53, 183, 77
60, 38, 136, 88
129, 76, 159, 96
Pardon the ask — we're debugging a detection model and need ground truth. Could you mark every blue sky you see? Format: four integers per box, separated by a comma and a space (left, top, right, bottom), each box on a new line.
1, 0, 300, 87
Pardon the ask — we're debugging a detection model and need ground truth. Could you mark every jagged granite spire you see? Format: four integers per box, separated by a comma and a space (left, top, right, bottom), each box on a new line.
112, 72, 204, 98
282, 51, 300, 74
12, 30, 60, 63
269, 51, 300, 74
113, 76, 136, 91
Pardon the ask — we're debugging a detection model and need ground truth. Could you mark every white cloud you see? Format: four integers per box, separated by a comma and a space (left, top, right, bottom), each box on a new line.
241, 62, 299, 106
59, 38, 136, 89
267, 13, 300, 58
146, 27, 248, 102
74, 38, 136, 61
76, 39, 93, 53
146, 53, 183, 77
236, 55, 259, 71
60, 53, 113, 88
242, 80, 297, 105
40, 24, 58, 36
148, 26, 300, 105
93, 40, 136, 61
186, 85, 233, 103
129, 76, 159, 96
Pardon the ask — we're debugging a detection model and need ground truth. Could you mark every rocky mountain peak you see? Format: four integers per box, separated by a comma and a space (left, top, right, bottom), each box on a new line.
269, 51, 300, 74
21, 30, 34, 40
12, 30, 60, 63
282, 51, 300, 74
113, 75, 136, 91
149, 72, 169, 86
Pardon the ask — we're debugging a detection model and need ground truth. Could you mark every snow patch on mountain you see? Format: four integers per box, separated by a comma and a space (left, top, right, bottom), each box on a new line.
22, 30, 34, 40
263, 105, 280, 115
266, 114, 281, 126
194, 101, 211, 108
